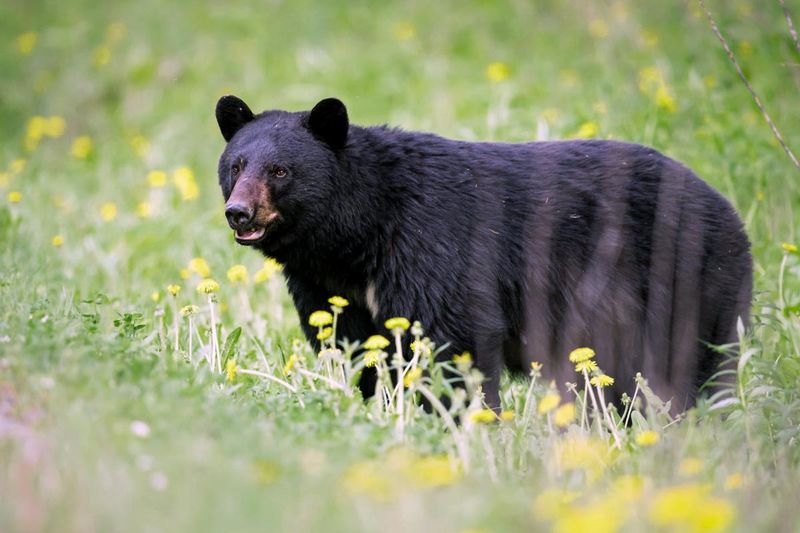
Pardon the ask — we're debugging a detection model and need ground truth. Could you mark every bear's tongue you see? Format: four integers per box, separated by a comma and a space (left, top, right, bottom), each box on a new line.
235, 227, 266, 241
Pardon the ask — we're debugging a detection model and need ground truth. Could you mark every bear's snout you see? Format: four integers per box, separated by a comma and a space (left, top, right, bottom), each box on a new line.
225, 202, 254, 229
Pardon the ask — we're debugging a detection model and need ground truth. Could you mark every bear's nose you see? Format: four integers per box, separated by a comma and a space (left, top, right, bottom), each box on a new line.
225, 202, 254, 229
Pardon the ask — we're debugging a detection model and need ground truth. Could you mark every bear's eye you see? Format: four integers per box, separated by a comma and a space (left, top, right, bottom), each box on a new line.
273, 166, 287, 178
231, 163, 241, 176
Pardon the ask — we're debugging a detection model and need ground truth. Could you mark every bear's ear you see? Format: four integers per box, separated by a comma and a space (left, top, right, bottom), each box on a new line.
307, 98, 348, 149
216, 95, 255, 142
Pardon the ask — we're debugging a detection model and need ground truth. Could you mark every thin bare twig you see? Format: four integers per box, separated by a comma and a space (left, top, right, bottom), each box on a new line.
699, 0, 800, 172
780, 0, 800, 57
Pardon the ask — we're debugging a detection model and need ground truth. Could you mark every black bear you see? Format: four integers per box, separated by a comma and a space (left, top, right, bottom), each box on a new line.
215, 95, 752, 412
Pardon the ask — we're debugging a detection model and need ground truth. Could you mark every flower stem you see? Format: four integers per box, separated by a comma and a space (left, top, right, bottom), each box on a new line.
416, 384, 470, 470
207, 294, 220, 373
237, 368, 298, 393
295, 368, 352, 396
596, 385, 621, 447
393, 332, 405, 439
172, 302, 180, 352
582, 369, 603, 438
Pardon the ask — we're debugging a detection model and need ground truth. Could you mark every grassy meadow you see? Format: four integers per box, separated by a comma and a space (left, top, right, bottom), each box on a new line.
2, 0, 800, 531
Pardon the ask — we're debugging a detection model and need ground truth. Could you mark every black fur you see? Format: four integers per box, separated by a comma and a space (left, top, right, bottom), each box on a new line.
215, 97, 753, 411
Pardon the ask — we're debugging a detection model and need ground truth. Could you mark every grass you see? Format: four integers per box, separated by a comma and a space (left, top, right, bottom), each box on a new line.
2, 0, 800, 531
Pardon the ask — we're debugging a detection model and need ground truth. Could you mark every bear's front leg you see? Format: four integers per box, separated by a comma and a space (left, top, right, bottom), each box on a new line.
283, 270, 379, 399
473, 334, 505, 412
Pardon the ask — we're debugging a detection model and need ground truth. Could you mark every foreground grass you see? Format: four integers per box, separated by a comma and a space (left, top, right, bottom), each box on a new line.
2, 0, 800, 531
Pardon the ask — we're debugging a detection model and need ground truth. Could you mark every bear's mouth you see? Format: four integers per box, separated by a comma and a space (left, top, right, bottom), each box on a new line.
235, 226, 267, 244
233, 212, 279, 245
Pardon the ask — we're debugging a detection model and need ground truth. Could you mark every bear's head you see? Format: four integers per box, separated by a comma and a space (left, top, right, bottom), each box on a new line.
215, 96, 350, 257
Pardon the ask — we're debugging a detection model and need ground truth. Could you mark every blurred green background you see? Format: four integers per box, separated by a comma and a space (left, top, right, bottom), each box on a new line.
2, 0, 800, 532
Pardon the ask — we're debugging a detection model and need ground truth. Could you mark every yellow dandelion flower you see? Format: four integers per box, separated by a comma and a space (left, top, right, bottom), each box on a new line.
723, 473, 744, 491
188, 257, 211, 278
0, 172, 8, 187
569, 347, 596, 362
9, 159, 26, 175
51, 234, 64, 247
147, 170, 168, 188
538, 392, 561, 415
638, 66, 664, 94
151, 291, 160, 303
100, 202, 117, 222
407, 455, 460, 488
180, 304, 199, 317
16, 32, 38, 55
92, 45, 111, 67
71, 136, 93, 159
253, 459, 281, 486
678, 457, 704, 476
385, 317, 410, 331
342, 461, 391, 501
470, 409, 497, 424
167, 284, 181, 297
253, 258, 282, 283
655, 85, 677, 113
196, 279, 220, 294
361, 335, 389, 350
532, 488, 580, 520
283, 353, 301, 375
44, 116, 66, 138
555, 436, 608, 477
227, 264, 249, 284
553, 500, 624, 533
737, 40, 753, 59
756, 190, 764, 202
572, 121, 599, 139
553, 402, 576, 427
589, 374, 614, 387
26, 116, 46, 137
530, 361, 543, 372
328, 295, 349, 308
486, 62, 510, 83
363, 350, 385, 368
640, 28, 660, 48
8, 191, 22, 203
610, 474, 646, 504
24, 116, 46, 151
179, 268, 190, 280
648, 484, 735, 533
136, 201, 152, 218
499, 410, 514, 422
392, 21, 416, 41
403, 367, 423, 387
309, 310, 333, 327
317, 327, 333, 341
575, 360, 598, 373
782, 242, 798, 254
129, 135, 150, 157
173, 166, 199, 201
453, 351, 472, 366
225, 359, 238, 382
703, 75, 717, 89
635, 430, 660, 447
588, 19, 609, 39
